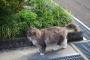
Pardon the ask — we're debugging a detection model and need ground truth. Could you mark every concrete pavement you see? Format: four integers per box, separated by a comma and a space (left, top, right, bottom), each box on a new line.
1, 0, 90, 60
54, 0, 90, 28
0, 44, 78, 60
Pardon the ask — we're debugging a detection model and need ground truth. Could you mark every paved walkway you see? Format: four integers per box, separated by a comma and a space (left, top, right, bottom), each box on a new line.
54, 0, 90, 28
0, 44, 78, 60
1, 1, 90, 60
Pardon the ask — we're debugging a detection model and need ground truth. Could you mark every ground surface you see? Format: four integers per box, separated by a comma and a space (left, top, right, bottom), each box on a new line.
54, 0, 90, 28
0, 0, 89, 60
0, 44, 78, 60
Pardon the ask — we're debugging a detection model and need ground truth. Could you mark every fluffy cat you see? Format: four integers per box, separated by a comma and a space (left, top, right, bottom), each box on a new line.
27, 23, 80, 55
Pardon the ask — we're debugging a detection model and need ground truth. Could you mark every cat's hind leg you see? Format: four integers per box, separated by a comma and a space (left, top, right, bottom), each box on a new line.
38, 41, 46, 55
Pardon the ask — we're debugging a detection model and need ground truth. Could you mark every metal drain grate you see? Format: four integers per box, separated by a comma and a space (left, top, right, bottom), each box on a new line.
74, 41, 90, 59
50, 55, 85, 60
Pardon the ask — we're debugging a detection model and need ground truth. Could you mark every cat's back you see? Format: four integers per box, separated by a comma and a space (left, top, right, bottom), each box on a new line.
41, 26, 61, 31
41, 26, 66, 33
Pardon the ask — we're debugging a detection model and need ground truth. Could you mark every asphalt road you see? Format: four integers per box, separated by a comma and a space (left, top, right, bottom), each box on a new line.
54, 0, 90, 28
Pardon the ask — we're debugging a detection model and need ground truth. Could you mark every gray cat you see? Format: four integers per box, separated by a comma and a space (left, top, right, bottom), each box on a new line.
27, 23, 80, 55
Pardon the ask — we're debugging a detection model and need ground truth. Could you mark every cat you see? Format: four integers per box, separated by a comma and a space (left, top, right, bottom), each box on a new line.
27, 23, 80, 55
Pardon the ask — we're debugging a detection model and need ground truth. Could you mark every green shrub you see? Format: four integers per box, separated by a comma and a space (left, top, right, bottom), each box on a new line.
0, 0, 73, 39
27, 0, 73, 27
1, 9, 37, 39
18, 9, 37, 22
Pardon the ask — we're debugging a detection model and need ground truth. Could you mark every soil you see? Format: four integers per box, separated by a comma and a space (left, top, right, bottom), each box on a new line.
0, 37, 33, 51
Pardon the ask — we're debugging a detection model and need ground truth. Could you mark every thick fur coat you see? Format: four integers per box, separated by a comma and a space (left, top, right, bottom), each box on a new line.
27, 23, 80, 55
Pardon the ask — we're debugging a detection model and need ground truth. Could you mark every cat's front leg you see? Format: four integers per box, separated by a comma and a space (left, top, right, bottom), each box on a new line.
61, 37, 67, 49
38, 41, 46, 56
39, 48, 45, 55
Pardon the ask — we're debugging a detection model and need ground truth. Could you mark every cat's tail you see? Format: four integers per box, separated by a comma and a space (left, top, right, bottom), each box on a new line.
66, 23, 80, 32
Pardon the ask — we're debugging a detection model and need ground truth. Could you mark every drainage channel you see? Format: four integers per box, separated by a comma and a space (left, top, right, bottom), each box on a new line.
50, 55, 85, 60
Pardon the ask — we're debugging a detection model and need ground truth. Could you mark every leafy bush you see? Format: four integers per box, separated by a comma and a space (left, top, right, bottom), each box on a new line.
1, 9, 37, 39
0, 0, 73, 39
18, 9, 37, 22
27, 0, 73, 28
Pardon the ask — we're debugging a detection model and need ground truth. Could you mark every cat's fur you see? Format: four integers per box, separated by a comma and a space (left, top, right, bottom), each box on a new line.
27, 23, 80, 55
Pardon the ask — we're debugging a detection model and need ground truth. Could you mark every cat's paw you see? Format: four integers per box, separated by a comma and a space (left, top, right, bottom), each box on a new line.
61, 45, 67, 49
52, 48, 59, 51
62, 46, 67, 49
40, 53, 45, 56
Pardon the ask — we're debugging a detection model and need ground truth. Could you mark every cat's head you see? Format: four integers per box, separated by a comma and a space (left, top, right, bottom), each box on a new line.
27, 27, 40, 45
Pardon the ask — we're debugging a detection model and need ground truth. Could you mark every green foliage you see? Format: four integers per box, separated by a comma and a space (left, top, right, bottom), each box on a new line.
0, 0, 73, 39
0, 0, 25, 26
27, 0, 73, 28
0, 0, 25, 15
18, 9, 37, 22
1, 22, 29, 39
1, 9, 37, 39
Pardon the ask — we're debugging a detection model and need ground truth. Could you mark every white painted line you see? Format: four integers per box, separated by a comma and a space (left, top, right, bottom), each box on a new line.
71, 16, 90, 31
70, 43, 89, 60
